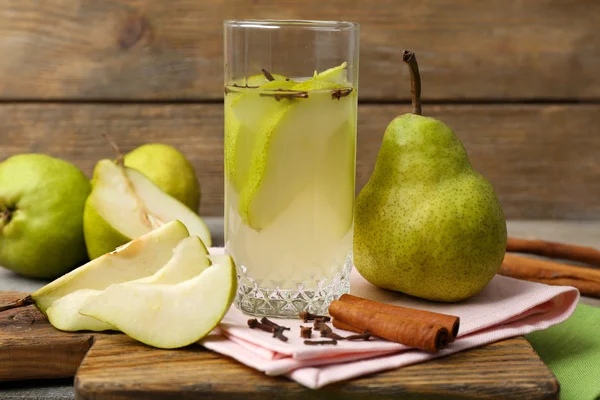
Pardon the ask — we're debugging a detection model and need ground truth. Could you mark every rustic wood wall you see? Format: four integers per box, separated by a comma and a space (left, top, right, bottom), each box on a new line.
0, 0, 598, 219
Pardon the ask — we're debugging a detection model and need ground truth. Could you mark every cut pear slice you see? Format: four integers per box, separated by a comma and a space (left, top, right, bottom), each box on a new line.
238, 82, 357, 230
80, 255, 237, 349
32, 220, 189, 314
46, 289, 115, 332
134, 235, 210, 284
226, 87, 292, 193
45, 235, 211, 332
313, 62, 349, 85
84, 160, 211, 259
291, 79, 345, 92
225, 74, 300, 193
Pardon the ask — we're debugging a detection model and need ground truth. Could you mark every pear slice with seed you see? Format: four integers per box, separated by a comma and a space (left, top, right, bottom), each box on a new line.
84, 160, 211, 259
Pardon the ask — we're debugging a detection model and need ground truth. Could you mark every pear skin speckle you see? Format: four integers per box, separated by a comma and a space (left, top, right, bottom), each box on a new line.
353, 114, 507, 302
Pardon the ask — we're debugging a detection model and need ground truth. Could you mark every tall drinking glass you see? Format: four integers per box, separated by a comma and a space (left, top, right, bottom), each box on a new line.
224, 20, 359, 318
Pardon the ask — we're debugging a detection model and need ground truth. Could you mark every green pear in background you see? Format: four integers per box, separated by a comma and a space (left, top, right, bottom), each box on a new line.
124, 143, 200, 212
0, 154, 91, 279
353, 51, 507, 302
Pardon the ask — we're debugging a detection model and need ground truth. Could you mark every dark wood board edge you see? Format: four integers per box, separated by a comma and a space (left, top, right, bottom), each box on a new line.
73, 334, 559, 400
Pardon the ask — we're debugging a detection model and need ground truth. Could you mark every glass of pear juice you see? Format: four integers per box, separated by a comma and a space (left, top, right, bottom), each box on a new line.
224, 20, 359, 318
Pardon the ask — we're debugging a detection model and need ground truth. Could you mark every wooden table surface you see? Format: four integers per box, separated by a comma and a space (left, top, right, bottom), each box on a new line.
0, 218, 598, 400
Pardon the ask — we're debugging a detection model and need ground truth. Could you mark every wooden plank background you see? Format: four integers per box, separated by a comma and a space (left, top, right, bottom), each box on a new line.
2, 104, 598, 219
1, 0, 599, 101
0, 0, 598, 219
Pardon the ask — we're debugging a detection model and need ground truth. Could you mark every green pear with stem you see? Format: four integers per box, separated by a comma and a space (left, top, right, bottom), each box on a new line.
45, 235, 211, 331
353, 51, 507, 302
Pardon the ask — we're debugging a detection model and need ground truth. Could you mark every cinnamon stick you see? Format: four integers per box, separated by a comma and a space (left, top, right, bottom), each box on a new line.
338, 294, 460, 341
328, 300, 450, 352
499, 253, 600, 298
507, 237, 600, 267
332, 318, 363, 334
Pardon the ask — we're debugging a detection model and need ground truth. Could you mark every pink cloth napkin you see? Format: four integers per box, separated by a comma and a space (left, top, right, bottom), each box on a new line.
201, 248, 579, 389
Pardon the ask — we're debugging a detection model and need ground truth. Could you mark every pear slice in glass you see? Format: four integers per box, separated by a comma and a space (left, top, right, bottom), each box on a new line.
237, 80, 355, 230
225, 80, 297, 193
313, 61, 350, 85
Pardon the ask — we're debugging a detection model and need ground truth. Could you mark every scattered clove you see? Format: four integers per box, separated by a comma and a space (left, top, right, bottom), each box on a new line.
318, 322, 331, 335
299, 312, 331, 323
250, 317, 367, 345
331, 88, 353, 100
345, 331, 372, 341
260, 317, 290, 331
300, 326, 312, 339
247, 318, 288, 342
261, 317, 290, 342
247, 318, 272, 332
273, 327, 289, 342
314, 321, 344, 340
322, 331, 345, 340
320, 325, 345, 340
304, 339, 338, 346
312, 317, 331, 330
313, 319, 325, 330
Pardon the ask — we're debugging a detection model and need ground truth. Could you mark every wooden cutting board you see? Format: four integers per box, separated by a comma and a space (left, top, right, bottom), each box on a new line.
0, 291, 559, 399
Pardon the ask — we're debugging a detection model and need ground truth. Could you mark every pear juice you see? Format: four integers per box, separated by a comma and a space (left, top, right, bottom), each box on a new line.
224, 66, 357, 316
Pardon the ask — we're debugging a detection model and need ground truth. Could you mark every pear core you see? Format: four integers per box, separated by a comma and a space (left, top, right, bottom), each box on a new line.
124, 144, 200, 211
84, 159, 211, 259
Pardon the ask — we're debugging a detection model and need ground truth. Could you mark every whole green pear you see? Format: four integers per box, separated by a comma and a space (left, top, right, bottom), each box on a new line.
124, 144, 200, 211
353, 51, 507, 302
0, 154, 91, 279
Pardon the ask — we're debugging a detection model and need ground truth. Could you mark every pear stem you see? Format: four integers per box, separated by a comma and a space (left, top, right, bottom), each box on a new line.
102, 133, 125, 167
0, 295, 34, 313
0, 209, 9, 230
402, 50, 422, 115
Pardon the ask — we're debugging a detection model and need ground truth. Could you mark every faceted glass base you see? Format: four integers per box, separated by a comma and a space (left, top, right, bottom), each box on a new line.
233, 254, 353, 318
